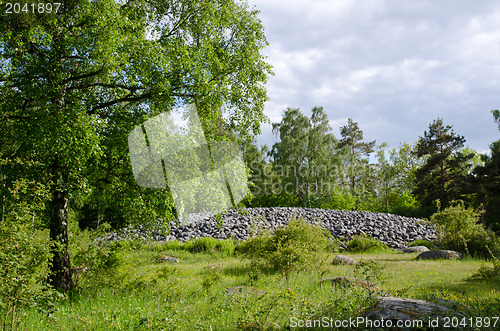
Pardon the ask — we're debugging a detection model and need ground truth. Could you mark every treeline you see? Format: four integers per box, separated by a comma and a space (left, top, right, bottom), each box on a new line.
241, 107, 500, 232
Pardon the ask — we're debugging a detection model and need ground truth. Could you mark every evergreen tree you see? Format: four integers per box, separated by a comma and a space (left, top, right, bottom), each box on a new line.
413, 118, 474, 208
338, 118, 376, 206
474, 110, 500, 231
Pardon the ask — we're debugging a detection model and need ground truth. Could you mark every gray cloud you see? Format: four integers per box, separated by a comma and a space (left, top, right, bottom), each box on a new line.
250, 0, 500, 154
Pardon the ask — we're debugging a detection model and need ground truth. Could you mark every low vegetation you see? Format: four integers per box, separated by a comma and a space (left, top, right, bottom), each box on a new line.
430, 201, 500, 258
238, 218, 331, 285
162, 236, 236, 256
346, 233, 391, 253
0, 180, 63, 329
1, 215, 499, 330
471, 255, 500, 281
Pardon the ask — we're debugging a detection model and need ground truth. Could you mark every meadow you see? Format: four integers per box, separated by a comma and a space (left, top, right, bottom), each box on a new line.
17, 235, 500, 331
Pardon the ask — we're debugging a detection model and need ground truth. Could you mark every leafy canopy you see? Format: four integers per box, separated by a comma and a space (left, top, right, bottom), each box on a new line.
1, 0, 272, 292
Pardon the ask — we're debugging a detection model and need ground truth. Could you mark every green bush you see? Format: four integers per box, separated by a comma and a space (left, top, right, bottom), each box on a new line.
407, 239, 436, 250
200, 264, 223, 292
430, 201, 500, 258
235, 229, 273, 258
240, 217, 331, 286
326, 238, 345, 252
0, 179, 63, 327
126, 265, 181, 298
346, 234, 390, 253
471, 258, 500, 280
354, 259, 387, 283
71, 228, 127, 291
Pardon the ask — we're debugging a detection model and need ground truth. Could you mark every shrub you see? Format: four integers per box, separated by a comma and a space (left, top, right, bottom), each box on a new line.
354, 259, 387, 283
326, 238, 345, 252
430, 201, 500, 258
407, 239, 436, 250
240, 218, 331, 286
346, 234, 390, 253
0, 179, 63, 327
71, 229, 126, 291
471, 258, 500, 280
126, 265, 181, 298
236, 231, 273, 259
201, 264, 223, 292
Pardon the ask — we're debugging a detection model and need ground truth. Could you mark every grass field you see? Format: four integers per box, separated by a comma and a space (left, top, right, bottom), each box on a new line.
16, 239, 500, 330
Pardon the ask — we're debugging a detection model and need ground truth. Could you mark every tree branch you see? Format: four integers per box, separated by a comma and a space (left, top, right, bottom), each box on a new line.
120, 0, 138, 10
90, 92, 153, 112
1, 114, 30, 120
164, 12, 194, 39
67, 82, 146, 92
61, 69, 105, 84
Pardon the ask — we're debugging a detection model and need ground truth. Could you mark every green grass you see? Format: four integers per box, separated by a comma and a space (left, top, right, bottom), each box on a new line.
344, 252, 498, 299
15, 241, 500, 330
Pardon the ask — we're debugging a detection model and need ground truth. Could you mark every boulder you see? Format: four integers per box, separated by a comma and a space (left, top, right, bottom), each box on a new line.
160, 255, 180, 263
364, 296, 459, 321
319, 277, 380, 292
415, 250, 462, 260
332, 254, 358, 265
401, 246, 429, 253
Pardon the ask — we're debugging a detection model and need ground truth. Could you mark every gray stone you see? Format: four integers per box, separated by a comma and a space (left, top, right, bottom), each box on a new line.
98, 207, 437, 248
416, 250, 462, 260
332, 254, 358, 265
401, 246, 430, 253
364, 296, 459, 321
160, 255, 180, 263
319, 277, 380, 292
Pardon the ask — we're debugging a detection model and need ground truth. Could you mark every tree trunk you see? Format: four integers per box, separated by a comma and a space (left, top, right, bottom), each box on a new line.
1, 174, 4, 223
46, 33, 73, 292
48, 160, 73, 293
440, 159, 445, 204
97, 198, 101, 229
386, 181, 389, 211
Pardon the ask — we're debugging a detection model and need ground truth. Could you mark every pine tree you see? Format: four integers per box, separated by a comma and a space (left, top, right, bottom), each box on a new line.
413, 118, 473, 207
338, 118, 376, 196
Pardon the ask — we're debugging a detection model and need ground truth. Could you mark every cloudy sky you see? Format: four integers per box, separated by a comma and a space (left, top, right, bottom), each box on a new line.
248, 0, 500, 155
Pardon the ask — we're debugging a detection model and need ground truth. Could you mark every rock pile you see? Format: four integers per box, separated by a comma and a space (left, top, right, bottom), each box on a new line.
101, 207, 436, 248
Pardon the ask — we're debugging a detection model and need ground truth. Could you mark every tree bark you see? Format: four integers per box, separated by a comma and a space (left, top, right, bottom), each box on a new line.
440, 159, 445, 204
48, 160, 73, 293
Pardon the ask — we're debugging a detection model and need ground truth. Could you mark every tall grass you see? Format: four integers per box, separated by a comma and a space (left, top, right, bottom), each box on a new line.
15, 236, 500, 330
152, 237, 236, 255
